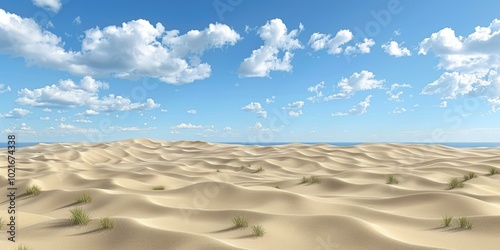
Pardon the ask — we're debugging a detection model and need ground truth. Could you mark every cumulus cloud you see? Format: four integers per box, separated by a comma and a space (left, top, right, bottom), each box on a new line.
40, 116, 50, 120
288, 110, 303, 117
16, 76, 160, 113
387, 83, 412, 102
419, 19, 500, 75
238, 18, 303, 77
308, 30, 374, 55
32, 0, 62, 13
265, 96, 276, 104
439, 101, 448, 108
325, 70, 384, 100
75, 119, 92, 123
187, 109, 197, 114
242, 102, 267, 118
382, 41, 411, 57
160, 109, 168, 112
0, 108, 30, 118
249, 122, 271, 132
308, 30, 353, 54
344, 38, 376, 55
172, 123, 203, 129
0, 10, 240, 84
0, 84, 11, 94
420, 72, 488, 99
286, 101, 304, 109
306, 81, 325, 102
331, 95, 373, 116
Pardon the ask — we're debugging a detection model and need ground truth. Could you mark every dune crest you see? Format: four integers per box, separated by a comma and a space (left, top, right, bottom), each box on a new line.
1, 139, 499, 249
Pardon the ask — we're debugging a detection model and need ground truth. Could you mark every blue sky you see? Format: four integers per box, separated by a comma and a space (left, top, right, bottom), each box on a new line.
1, 0, 500, 143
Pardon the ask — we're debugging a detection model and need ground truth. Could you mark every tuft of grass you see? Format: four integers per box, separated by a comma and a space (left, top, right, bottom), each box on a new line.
76, 193, 92, 204
15, 245, 28, 250
70, 207, 91, 226
99, 217, 115, 229
251, 225, 266, 237
386, 175, 399, 185
457, 217, 472, 229
489, 167, 500, 176
442, 215, 453, 227
447, 178, 464, 190
216, 169, 220, 173
463, 172, 477, 181
25, 185, 41, 196
253, 166, 264, 173
275, 185, 280, 189
232, 216, 248, 228
301, 176, 321, 184
152, 185, 165, 190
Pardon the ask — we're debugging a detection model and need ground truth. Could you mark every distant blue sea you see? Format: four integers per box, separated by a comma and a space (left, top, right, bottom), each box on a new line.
1, 142, 500, 149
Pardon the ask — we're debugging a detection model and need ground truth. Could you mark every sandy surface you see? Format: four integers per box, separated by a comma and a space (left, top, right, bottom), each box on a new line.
1, 138, 499, 249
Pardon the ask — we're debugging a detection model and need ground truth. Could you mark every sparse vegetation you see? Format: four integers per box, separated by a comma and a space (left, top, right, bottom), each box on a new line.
457, 217, 472, 229
15, 245, 28, 250
301, 176, 321, 184
252, 225, 266, 237
70, 207, 91, 226
275, 185, 280, 189
386, 175, 399, 185
99, 217, 115, 229
463, 172, 477, 181
489, 167, 500, 176
232, 216, 248, 228
447, 178, 464, 190
216, 169, 220, 173
76, 193, 92, 204
442, 215, 453, 227
25, 185, 41, 196
152, 185, 165, 190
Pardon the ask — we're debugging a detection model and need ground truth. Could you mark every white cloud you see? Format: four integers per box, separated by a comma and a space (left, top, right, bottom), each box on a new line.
344, 38, 375, 55
0, 10, 240, 84
43, 108, 52, 112
308, 30, 352, 54
387, 83, 412, 102
265, 96, 276, 104
73, 16, 81, 25
439, 101, 448, 108
160, 109, 168, 112
393, 107, 407, 114
0, 108, 30, 118
40, 116, 50, 120
58, 123, 75, 129
288, 110, 303, 117
170, 130, 180, 134
109, 126, 156, 132
83, 109, 99, 116
349, 95, 372, 115
32, 0, 62, 13
75, 119, 92, 123
418, 19, 500, 74
332, 112, 347, 116
421, 72, 488, 99
307, 81, 325, 102
487, 97, 500, 113
238, 19, 303, 77
16, 76, 160, 113
0, 84, 11, 94
223, 126, 232, 131
308, 30, 374, 55
242, 102, 267, 118
249, 122, 271, 132
286, 100, 304, 109
187, 109, 197, 114
172, 123, 202, 129
325, 70, 384, 100
382, 41, 411, 57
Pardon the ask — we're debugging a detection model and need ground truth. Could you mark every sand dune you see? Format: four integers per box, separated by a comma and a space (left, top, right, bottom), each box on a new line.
1, 139, 499, 249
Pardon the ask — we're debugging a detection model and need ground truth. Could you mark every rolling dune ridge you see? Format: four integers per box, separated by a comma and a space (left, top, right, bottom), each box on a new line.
1, 139, 499, 249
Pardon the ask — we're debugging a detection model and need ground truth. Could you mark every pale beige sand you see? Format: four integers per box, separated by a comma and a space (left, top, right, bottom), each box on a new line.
1, 139, 500, 250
